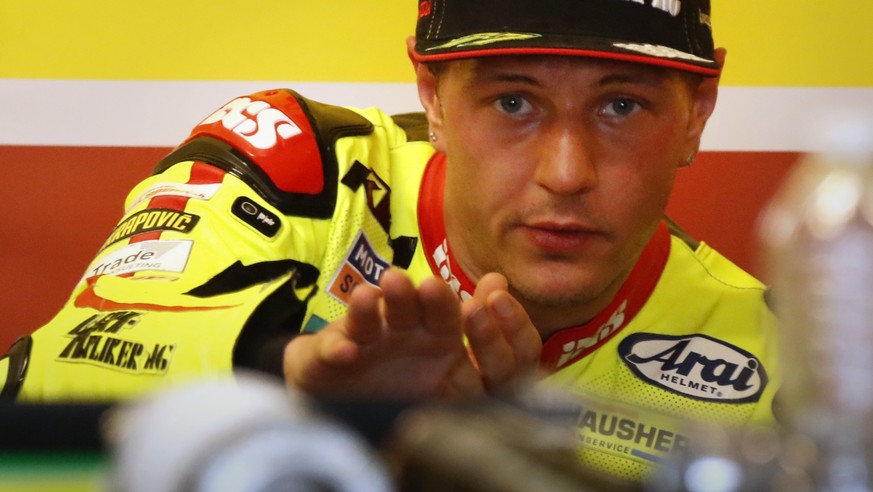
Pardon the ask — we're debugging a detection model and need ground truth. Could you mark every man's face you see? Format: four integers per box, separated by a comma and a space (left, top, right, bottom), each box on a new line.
423, 55, 714, 333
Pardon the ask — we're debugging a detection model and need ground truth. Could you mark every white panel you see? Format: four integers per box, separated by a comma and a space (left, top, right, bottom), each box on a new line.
2, 79, 873, 151
0, 80, 421, 147
704, 87, 873, 151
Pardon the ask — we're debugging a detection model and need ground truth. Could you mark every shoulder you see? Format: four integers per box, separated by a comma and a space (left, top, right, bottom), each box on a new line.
639, 226, 776, 321
652, 234, 776, 351
668, 236, 766, 293
154, 89, 428, 218
633, 229, 778, 381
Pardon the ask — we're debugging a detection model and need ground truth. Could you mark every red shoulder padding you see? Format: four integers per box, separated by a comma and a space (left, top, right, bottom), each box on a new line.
188, 90, 323, 195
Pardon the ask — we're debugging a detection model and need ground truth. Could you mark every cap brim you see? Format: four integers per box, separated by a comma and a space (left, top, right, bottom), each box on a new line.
413, 36, 721, 77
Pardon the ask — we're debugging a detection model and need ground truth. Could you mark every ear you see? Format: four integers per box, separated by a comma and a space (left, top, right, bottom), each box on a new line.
407, 36, 447, 151
682, 47, 726, 163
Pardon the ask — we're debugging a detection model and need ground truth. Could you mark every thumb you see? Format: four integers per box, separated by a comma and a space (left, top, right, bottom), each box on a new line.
474, 272, 508, 300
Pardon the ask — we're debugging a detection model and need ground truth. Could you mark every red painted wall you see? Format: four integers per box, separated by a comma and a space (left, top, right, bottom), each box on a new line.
0, 146, 798, 352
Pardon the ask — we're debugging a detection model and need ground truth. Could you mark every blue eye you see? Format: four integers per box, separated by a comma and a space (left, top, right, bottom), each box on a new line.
602, 98, 639, 117
496, 95, 530, 115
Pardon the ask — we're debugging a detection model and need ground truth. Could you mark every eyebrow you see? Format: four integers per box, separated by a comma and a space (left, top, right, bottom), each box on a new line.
597, 71, 670, 88
470, 70, 543, 87
467, 64, 671, 89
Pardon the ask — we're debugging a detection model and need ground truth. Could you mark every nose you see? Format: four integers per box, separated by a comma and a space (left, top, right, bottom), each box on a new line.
533, 123, 597, 195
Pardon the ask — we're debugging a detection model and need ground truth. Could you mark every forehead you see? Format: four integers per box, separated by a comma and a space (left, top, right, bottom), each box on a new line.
442, 55, 686, 87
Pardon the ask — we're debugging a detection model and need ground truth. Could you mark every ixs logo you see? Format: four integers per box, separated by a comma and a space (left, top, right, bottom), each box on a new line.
618, 333, 767, 403
57, 311, 174, 374
86, 240, 193, 278
199, 97, 302, 150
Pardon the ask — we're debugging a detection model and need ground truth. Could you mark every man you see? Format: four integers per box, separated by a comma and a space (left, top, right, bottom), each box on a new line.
1, 0, 778, 481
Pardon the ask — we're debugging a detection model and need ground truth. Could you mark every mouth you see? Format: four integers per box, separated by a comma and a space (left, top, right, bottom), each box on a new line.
520, 221, 603, 255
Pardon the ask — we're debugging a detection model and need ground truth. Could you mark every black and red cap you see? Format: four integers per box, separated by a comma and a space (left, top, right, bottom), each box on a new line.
414, 0, 721, 76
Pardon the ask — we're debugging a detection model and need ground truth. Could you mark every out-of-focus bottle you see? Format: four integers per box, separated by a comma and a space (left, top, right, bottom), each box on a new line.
105, 372, 393, 492
758, 111, 873, 490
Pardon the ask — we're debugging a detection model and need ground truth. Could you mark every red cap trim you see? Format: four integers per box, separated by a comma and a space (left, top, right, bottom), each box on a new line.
413, 47, 721, 77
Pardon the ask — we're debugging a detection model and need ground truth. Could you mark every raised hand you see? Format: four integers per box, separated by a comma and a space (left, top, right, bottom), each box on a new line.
282, 269, 542, 400
282, 268, 482, 399
462, 272, 543, 395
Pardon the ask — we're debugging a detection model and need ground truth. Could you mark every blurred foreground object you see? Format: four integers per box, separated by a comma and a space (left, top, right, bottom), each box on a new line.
758, 111, 873, 490
105, 374, 644, 491
105, 372, 392, 492
644, 421, 785, 491
647, 111, 873, 492
387, 390, 641, 492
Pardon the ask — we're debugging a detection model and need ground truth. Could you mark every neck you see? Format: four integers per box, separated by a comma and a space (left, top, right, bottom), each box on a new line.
517, 261, 636, 340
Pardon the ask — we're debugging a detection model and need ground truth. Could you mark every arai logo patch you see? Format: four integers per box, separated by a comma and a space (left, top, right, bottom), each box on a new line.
618, 333, 767, 403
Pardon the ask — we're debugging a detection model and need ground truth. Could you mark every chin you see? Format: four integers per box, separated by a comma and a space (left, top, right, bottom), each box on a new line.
508, 271, 609, 309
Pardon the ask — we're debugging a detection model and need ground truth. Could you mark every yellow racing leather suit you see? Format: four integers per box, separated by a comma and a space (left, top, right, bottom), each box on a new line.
0, 89, 779, 481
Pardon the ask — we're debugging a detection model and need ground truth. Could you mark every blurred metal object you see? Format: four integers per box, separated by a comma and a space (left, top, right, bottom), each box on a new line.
104, 371, 393, 492
759, 110, 873, 491
645, 422, 785, 492
386, 393, 641, 492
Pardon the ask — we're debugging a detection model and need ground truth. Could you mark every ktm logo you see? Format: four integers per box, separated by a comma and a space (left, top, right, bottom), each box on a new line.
200, 97, 302, 149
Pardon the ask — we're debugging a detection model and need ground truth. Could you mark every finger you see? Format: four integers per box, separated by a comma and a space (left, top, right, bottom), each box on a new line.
314, 325, 362, 366
380, 268, 422, 332
283, 329, 358, 392
345, 282, 386, 344
441, 355, 486, 399
473, 272, 508, 301
464, 275, 544, 392
487, 291, 543, 372
417, 275, 464, 337
464, 302, 517, 391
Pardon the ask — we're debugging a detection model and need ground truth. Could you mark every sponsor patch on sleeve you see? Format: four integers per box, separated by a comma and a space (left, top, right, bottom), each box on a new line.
85, 240, 193, 279
327, 231, 390, 305
56, 311, 175, 375
103, 209, 200, 248
618, 333, 767, 403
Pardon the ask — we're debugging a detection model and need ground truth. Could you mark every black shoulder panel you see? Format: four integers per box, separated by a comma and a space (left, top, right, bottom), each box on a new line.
391, 112, 430, 142
664, 215, 700, 251
154, 90, 374, 219
1, 336, 32, 401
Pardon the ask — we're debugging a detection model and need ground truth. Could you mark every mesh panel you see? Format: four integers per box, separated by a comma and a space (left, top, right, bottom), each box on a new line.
318, 188, 394, 322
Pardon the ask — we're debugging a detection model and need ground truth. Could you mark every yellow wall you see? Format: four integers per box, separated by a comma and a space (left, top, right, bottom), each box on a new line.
0, 1, 416, 82
2, 0, 871, 86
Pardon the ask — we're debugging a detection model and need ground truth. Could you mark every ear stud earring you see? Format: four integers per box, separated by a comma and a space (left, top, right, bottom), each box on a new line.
684, 152, 696, 167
